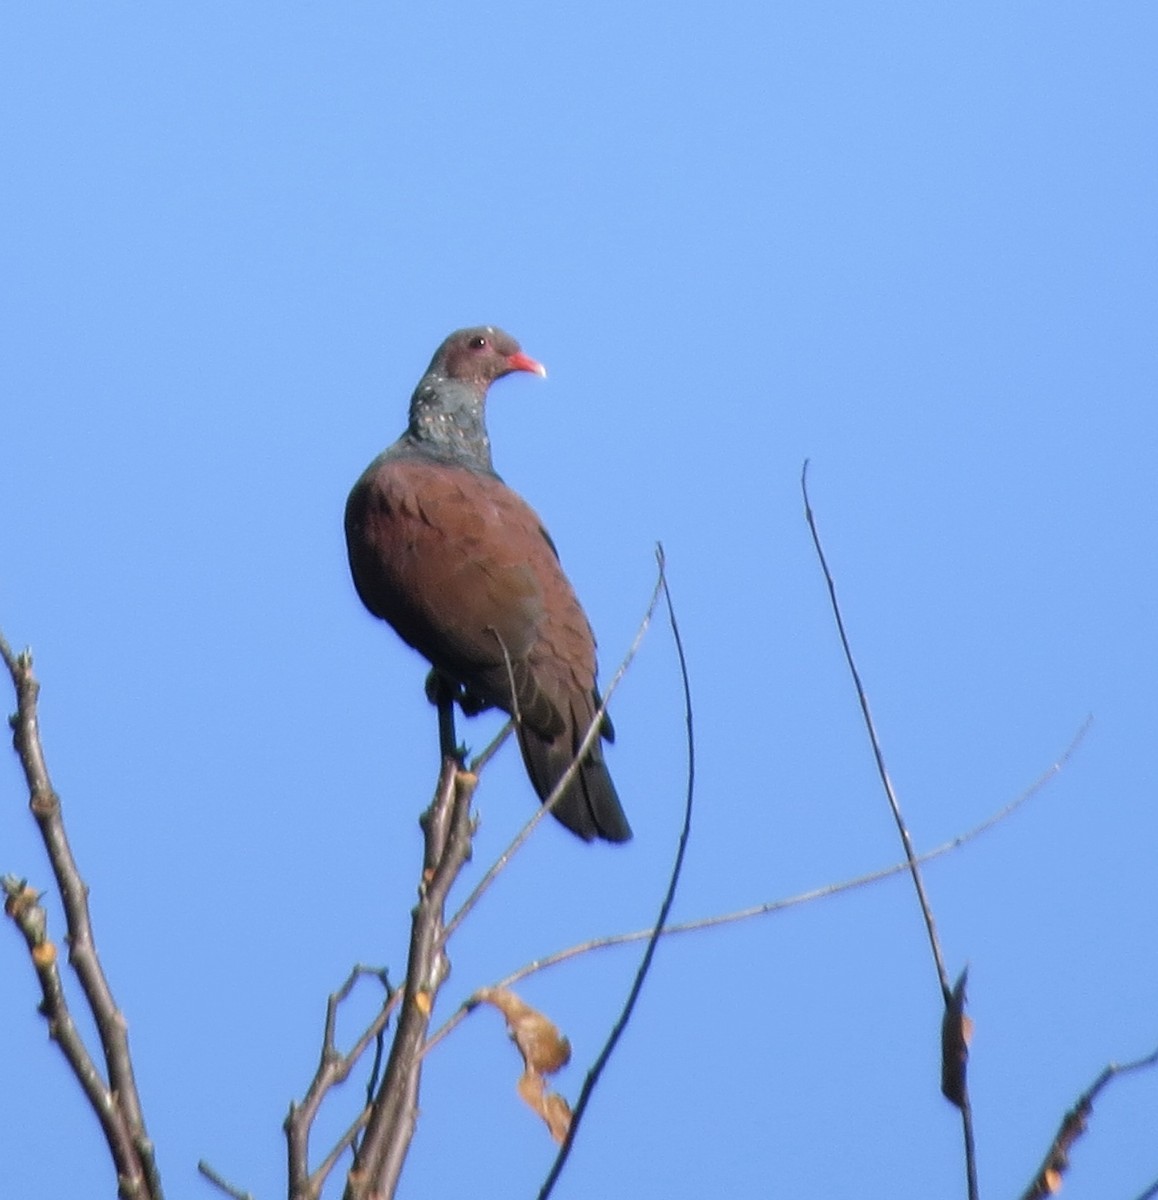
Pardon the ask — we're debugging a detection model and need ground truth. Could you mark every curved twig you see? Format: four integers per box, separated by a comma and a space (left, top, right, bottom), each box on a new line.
801, 462, 979, 1197
801, 463, 952, 1000
538, 545, 695, 1198
426, 717, 1090, 1055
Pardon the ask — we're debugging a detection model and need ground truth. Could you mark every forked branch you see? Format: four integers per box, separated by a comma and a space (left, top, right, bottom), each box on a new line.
342, 759, 477, 1200
1, 631, 163, 1200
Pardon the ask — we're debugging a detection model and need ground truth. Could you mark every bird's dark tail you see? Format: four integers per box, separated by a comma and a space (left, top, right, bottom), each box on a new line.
516, 704, 632, 843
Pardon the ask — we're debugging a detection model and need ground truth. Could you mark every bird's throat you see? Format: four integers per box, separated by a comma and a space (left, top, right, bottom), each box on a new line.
406, 380, 495, 473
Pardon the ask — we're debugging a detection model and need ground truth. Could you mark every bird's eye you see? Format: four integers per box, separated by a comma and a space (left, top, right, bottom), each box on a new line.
469, 335, 487, 350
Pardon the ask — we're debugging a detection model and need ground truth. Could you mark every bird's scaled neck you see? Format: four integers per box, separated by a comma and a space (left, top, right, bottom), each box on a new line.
404, 378, 495, 473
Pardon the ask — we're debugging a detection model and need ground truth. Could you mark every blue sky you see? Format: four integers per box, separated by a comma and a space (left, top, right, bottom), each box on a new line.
2, 4, 1157, 1197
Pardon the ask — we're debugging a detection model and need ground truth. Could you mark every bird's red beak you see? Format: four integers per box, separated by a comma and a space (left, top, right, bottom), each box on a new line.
507, 351, 547, 378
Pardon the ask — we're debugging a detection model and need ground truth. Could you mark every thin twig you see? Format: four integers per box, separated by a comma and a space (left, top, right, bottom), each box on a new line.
538, 546, 695, 1199
800, 464, 951, 999
1020, 1046, 1158, 1200
490, 626, 523, 730
426, 717, 1088, 1054
469, 720, 514, 775
439, 566, 666, 948
800, 463, 976, 1199
1133, 1176, 1158, 1200
196, 1160, 255, 1200
312, 1106, 373, 1195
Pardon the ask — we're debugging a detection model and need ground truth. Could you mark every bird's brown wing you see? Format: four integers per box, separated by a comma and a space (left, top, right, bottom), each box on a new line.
346, 454, 630, 842
346, 455, 576, 736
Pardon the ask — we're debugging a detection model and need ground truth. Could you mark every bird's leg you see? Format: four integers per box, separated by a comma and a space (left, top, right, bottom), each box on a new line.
422, 672, 466, 864
424, 669, 464, 763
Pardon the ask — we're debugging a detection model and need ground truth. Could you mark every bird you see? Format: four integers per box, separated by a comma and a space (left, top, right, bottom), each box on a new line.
344, 326, 631, 843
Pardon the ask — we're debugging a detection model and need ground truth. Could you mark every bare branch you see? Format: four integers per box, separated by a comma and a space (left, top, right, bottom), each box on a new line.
1020, 1047, 1158, 1200
1, 632, 163, 1200
3, 876, 147, 1192
343, 758, 476, 1199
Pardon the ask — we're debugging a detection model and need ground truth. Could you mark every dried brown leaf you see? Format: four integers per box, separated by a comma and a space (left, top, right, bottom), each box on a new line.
478, 986, 573, 1143
542, 1088, 572, 1144
477, 986, 572, 1075
516, 1070, 572, 1143
941, 968, 971, 1108
1022, 1097, 1092, 1199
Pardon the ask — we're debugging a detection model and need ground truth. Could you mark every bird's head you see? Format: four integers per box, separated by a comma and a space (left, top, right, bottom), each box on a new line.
431, 327, 547, 390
